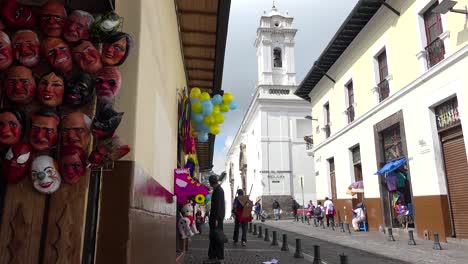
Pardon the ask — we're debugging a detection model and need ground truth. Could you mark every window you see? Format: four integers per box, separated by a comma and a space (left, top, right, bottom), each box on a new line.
328, 158, 337, 200
424, 2, 445, 67
324, 102, 330, 138
382, 125, 403, 162
351, 145, 363, 204
273, 48, 282, 68
377, 50, 390, 102
345, 81, 355, 123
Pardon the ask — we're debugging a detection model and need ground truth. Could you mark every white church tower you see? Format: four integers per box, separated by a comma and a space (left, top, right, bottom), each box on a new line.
225, 3, 316, 217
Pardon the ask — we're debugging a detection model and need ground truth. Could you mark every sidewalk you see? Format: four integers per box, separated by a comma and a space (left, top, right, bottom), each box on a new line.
183, 222, 312, 264
261, 220, 468, 264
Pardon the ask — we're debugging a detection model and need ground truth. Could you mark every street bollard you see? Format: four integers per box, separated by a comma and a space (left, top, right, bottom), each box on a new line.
281, 234, 289, 251
312, 245, 321, 264
344, 223, 351, 234
339, 253, 348, 264
264, 228, 270, 242
433, 232, 442, 250
253, 224, 258, 235
294, 239, 304, 258
258, 226, 263, 238
271, 231, 279, 246
387, 228, 395, 241
340, 223, 345, 233
408, 230, 416, 245
249, 222, 252, 233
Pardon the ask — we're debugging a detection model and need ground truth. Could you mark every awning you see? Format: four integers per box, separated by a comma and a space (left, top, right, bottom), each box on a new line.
374, 157, 407, 175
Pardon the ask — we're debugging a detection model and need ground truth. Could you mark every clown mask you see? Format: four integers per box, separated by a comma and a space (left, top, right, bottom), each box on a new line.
102, 32, 132, 66
28, 110, 60, 151
64, 10, 93, 42
31, 155, 61, 194
59, 145, 87, 184
72, 40, 103, 74
37, 72, 64, 107
2, 142, 32, 183
0, 31, 13, 70
95, 67, 121, 102
1, 0, 37, 29
39, 1, 66, 37
12, 30, 40, 67
60, 112, 92, 150
5, 66, 36, 104
64, 73, 94, 106
0, 109, 24, 146
41, 38, 72, 73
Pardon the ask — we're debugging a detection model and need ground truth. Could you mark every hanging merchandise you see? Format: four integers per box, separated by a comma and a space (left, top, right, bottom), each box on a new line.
92, 101, 125, 140
174, 168, 209, 204
1, 142, 32, 183
178, 92, 195, 154
31, 155, 61, 194
184, 154, 198, 177
180, 201, 199, 235
87, 136, 131, 168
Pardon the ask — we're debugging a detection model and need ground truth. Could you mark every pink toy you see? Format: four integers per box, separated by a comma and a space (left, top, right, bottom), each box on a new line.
174, 168, 208, 204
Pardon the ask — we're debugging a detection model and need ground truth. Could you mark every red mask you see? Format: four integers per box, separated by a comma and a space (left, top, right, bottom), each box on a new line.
39, 1, 66, 37
12, 30, 40, 67
41, 38, 72, 73
0, 31, 13, 70
64, 11, 92, 42
102, 37, 126, 66
4, 65, 36, 104
59, 145, 87, 184
0, 111, 23, 146
29, 113, 59, 151
88, 135, 130, 168
1, 0, 37, 29
95, 66, 121, 102
60, 112, 91, 150
2, 142, 32, 183
73, 41, 103, 74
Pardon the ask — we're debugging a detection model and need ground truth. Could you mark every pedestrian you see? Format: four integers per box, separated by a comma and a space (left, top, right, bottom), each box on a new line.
195, 207, 204, 234
232, 189, 251, 246
324, 197, 335, 227
352, 203, 366, 231
315, 201, 324, 225
291, 197, 300, 221
254, 199, 262, 220
272, 199, 281, 220
307, 200, 315, 221
204, 175, 226, 264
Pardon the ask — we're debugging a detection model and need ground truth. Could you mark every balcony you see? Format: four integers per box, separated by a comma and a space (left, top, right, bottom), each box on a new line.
346, 105, 355, 123
425, 37, 445, 68
303, 135, 314, 156
377, 79, 390, 102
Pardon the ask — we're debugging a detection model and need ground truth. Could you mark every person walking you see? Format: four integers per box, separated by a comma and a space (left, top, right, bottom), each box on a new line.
291, 197, 300, 221
195, 207, 204, 234
232, 189, 251, 246
205, 175, 226, 264
324, 197, 335, 227
315, 201, 324, 225
254, 199, 262, 220
307, 200, 315, 222
272, 199, 281, 220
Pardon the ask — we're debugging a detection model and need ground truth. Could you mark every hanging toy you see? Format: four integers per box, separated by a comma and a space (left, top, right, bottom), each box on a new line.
91, 11, 124, 41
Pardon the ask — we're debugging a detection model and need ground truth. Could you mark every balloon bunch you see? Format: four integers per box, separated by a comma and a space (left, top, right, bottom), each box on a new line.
190, 88, 238, 142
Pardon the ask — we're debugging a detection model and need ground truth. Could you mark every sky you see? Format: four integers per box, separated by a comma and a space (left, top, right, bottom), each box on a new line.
212, 0, 359, 173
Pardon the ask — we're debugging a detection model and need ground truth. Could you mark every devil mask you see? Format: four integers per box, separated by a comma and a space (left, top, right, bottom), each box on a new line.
0, 31, 13, 70
88, 135, 130, 168
59, 145, 87, 184
31, 155, 61, 194
1, 0, 37, 29
29, 109, 60, 151
72, 40, 103, 74
102, 32, 133, 66
0, 109, 24, 146
5, 66, 36, 104
39, 1, 66, 37
95, 66, 121, 102
64, 73, 94, 106
92, 101, 124, 139
91, 11, 123, 41
41, 37, 73, 73
2, 142, 32, 183
64, 10, 94, 42
60, 112, 92, 150
12, 30, 40, 67
37, 72, 65, 107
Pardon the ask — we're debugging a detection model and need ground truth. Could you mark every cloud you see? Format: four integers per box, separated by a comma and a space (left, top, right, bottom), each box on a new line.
213, 135, 235, 174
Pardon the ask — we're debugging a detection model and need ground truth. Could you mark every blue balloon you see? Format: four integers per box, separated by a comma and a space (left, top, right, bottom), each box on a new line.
191, 98, 200, 104
200, 123, 210, 133
229, 101, 238, 110
197, 132, 209, 142
192, 113, 204, 123
212, 94, 223, 105
202, 100, 213, 115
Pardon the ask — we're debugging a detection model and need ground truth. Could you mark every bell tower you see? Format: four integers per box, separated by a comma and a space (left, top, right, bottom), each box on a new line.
254, 3, 297, 86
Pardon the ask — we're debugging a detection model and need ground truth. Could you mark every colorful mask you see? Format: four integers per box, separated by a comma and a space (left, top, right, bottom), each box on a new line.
37, 72, 64, 107
0, 31, 13, 70
102, 32, 133, 66
41, 38, 72, 73
91, 11, 123, 41
0, 109, 24, 146
4, 66, 36, 104
72, 40, 103, 74
60, 112, 92, 150
1, 0, 37, 29
31, 155, 61, 194
64, 10, 93, 42
88, 135, 130, 168
59, 145, 87, 184
92, 101, 124, 139
64, 73, 94, 106
12, 30, 40, 67
28, 109, 60, 151
2, 142, 32, 183
39, 1, 66, 37
95, 66, 121, 102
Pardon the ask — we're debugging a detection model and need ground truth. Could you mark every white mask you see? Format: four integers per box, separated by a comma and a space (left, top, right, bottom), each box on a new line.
31, 155, 61, 194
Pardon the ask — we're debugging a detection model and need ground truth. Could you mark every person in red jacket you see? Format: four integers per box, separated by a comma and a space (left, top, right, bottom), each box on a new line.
232, 189, 251, 246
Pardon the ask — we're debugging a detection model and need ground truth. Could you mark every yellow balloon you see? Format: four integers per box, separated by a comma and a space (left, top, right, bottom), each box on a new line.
200, 92, 211, 101
204, 115, 215, 126
190, 87, 201, 98
192, 101, 202, 113
209, 125, 220, 135
214, 113, 224, 124
222, 93, 233, 104
220, 104, 229, 112
213, 105, 220, 114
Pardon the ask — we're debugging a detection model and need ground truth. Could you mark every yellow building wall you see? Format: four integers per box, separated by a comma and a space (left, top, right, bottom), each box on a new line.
115, 0, 187, 191
310, 0, 468, 145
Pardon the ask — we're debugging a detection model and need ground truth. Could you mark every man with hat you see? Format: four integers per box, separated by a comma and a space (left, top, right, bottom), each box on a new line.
204, 175, 225, 264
